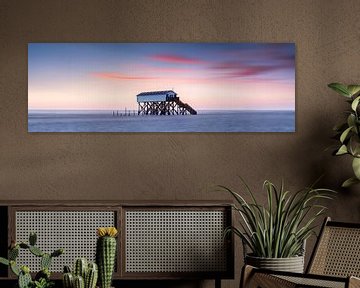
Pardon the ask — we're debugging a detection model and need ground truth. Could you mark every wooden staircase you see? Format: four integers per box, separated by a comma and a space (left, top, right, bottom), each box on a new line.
175, 98, 197, 115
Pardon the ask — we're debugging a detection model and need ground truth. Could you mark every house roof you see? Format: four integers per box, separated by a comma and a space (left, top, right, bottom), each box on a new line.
136, 90, 176, 96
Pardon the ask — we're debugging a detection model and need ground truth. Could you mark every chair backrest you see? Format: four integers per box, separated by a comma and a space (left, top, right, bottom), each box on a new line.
307, 217, 360, 277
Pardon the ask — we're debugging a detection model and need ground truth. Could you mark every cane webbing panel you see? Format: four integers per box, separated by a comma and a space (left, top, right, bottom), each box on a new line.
276, 275, 345, 288
125, 210, 227, 273
15, 211, 115, 272
309, 226, 360, 277
249, 273, 297, 288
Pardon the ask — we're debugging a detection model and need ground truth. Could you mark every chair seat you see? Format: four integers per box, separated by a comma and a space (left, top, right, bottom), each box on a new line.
277, 274, 346, 288
242, 265, 360, 288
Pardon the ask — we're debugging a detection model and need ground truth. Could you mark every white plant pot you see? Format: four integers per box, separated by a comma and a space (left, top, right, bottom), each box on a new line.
245, 254, 305, 273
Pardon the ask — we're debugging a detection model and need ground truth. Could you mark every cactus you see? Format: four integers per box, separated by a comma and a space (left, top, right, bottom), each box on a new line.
18, 272, 32, 288
18, 266, 32, 288
41, 253, 52, 270
29, 232, 37, 246
74, 275, 85, 288
63, 260, 98, 288
85, 263, 98, 288
29, 245, 44, 257
74, 258, 88, 279
0, 232, 64, 288
63, 272, 74, 288
9, 246, 19, 260
96, 227, 118, 288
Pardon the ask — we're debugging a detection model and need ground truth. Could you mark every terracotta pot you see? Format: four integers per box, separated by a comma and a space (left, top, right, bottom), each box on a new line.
245, 254, 304, 273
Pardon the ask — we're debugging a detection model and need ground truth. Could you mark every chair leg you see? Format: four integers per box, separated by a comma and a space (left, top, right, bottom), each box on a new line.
240, 265, 255, 288
215, 278, 221, 288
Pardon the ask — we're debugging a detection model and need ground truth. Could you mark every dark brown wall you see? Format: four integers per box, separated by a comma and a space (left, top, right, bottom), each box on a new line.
1, 1, 360, 287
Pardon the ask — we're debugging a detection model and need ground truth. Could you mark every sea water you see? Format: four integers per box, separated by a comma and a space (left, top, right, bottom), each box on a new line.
28, 110, 295, 132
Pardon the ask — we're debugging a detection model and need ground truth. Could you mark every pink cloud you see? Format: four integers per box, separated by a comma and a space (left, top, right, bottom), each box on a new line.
131, 64, 196, 74
151, 67, 195, 73
92, 72, 155, 80
211, 60, 293, 79
230, 66, 275, 77
150, 54, 205, 64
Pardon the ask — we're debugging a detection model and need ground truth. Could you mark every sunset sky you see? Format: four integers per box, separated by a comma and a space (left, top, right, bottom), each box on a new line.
28, 43, 295, 111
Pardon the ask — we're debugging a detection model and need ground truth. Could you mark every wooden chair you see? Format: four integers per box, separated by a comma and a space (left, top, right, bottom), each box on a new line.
241, 217, 360, 288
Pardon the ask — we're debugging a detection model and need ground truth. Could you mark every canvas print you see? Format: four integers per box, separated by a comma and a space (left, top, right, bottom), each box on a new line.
28, 43, 295, 132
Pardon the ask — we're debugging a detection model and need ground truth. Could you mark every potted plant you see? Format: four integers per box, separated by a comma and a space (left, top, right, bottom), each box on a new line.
0, 232, 63, 288
220, 179, 334, 273
62, 258, 98, 288
328, 83, 360, 187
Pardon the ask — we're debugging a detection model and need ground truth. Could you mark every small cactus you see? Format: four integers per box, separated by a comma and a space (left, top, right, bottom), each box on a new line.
85, 263, 98, 288
0, 232, 63, 288
18, 269, 32, 288
74, 258, 88, 279
29, 232, 37, 246
63, 260, 98, 288
29, 245, 44, 257
41, 253, 52, 270
74, 275, 85, 288
63, 272, 74, 288
96, 227, 118, 288
64, 265, 72, 273
9, 246, 19, 260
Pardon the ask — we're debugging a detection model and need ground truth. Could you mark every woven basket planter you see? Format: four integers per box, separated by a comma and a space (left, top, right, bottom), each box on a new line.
245, 254, 305, 273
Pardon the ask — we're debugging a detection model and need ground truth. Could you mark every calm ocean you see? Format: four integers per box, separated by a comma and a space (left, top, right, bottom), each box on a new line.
28, 110, 295, 132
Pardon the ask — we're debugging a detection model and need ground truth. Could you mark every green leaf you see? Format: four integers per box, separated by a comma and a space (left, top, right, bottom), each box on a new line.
340, 126, 353, 143
0, 257, 9, 266
347, 114, 356, 128
349, 135, 360, 156
347, 85, 360, 97
336, 144, 348, 155
10, 261, 20, 276
328, 83, 350, 97
342, 177, 360, 188
351, 96, 360, 111
352, 157, 360, 179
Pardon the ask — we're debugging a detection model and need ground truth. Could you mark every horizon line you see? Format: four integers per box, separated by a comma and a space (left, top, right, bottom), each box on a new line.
28, 108, 295, 112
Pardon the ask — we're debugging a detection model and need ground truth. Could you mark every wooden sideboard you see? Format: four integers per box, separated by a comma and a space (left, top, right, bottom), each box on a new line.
0, 201, 234, 288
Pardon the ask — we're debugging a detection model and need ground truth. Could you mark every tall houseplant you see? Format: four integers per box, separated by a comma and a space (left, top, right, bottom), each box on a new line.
220, 179, 334, 272
328, 83, 360, 187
